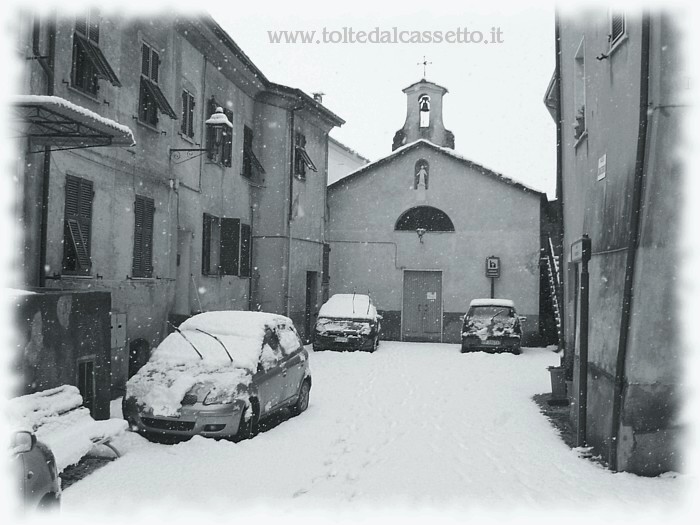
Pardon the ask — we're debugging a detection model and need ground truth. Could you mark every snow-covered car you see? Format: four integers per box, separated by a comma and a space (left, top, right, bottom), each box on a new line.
122, 311, 311, 441
10, 430, 61, 511
460, 299, 525, 354
313, 294, 381, 352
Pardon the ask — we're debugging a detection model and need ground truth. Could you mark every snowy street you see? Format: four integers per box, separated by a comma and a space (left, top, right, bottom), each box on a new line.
60, 342, 686, 520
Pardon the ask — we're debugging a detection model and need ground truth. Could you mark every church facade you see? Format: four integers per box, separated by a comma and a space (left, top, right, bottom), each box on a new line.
327, 79, 545, 344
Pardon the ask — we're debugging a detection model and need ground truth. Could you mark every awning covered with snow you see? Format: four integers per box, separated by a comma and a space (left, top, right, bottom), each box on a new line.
13, 95, 135, 151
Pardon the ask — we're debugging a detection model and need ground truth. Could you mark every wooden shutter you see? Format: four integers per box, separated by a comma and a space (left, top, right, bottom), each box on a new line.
206, 98, 217, 160
141, 44, 150, 77
220, 218, 240, 276
151, 49, 159, 83
611, 14, 624, 44
180, 91, 188, 135
202, 213, 212, 275
75, 15, 88, 36
222, 108, 234, 167
133, 195, 155, 277
88, 9, 100, 43
240, 223, 251, 277
63, 176, 93, 274
187, 94, 195, 137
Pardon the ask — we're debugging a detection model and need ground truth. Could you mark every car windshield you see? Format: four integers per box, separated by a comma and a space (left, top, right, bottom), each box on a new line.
316, 318, 371, 331
468, 306, 515, 320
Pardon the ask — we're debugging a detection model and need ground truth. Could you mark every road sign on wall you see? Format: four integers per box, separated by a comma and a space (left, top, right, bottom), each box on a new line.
485, 256, 500, 278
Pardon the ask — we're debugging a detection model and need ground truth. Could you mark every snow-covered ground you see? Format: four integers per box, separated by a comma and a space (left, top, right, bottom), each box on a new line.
61, 343, 691, 523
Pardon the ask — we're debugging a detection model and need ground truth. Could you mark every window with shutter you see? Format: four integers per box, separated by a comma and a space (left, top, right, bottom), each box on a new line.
202, 213, 212, 275
71, 9, 120, 95
63, 176, 93, 275
181, 90, 195, 138
139, 41, 176, 126
132, 195, 155, 277
322, 243, 331, 285
239, 223, 252, 278
220, 218, 241, 276
610, 13, 625, 46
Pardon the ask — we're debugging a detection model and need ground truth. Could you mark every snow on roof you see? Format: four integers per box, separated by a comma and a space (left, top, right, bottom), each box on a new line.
329, 139, 544, 195
318, 294, 378, 320
3, 287, 36, 296
469, 298, 516, 308
14, 95, 136, 146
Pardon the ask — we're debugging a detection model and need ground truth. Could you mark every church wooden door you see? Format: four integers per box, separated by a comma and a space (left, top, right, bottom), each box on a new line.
402, 270, 442, 342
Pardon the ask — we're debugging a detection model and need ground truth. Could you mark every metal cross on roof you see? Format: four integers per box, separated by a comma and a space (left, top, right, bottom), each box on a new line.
418, 56, 432, 78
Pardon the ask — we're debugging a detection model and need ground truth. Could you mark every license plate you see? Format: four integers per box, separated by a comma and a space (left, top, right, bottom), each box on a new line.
335, 337, 349, 343
483, 340, 500, 346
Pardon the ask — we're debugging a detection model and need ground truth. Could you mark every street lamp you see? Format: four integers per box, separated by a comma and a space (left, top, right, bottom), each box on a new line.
169, 107, 233, 162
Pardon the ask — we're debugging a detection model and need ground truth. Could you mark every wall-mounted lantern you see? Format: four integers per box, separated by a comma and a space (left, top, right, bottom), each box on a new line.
169, 107, 233, 163
416, 227, 427, 243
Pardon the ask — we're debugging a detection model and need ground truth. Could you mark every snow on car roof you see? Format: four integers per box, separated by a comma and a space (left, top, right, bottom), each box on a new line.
469, 298, 516, 308
179, 310, 292, 337
318, 294, 378, 320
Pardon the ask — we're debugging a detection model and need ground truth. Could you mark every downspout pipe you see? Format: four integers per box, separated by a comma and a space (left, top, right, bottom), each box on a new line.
37, 13, 56, 287
609, 12, 651, 471
285, 101, 304, 317
553, 10, 566, 357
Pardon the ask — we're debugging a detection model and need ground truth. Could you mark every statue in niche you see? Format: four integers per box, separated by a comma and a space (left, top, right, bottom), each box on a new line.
414, 160, 429, 190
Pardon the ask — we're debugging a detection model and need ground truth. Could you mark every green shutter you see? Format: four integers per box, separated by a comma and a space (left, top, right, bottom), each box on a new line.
220, 218, 240, 275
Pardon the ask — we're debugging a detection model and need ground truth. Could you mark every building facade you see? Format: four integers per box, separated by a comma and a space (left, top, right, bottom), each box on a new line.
14, 11, 342, 399
327, 136, 370, 185
548, 10, 686, 474
328, 80, 544, 344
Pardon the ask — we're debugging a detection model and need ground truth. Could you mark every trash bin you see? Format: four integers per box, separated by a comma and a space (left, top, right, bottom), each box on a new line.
548, 366, 567, 399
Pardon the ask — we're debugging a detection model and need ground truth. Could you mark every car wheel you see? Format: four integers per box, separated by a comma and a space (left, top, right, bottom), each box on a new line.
291, 380, 311, 416
369, 337, 379, 353
236, 400, 260, 441
460, 346, 468, 353
312, 345, 322, 352
512, 346, 522, 355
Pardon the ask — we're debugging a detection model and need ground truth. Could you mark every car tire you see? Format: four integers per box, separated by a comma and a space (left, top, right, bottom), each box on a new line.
512, 346, 522, 355
312, 345, 322, 352
369, 337, 379, 353
291, 379, 311, 416
236, 400, 260, 441
460, 346, 468, 353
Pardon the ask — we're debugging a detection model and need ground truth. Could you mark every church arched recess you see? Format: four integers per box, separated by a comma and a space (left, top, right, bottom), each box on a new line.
394, 206, 455, 232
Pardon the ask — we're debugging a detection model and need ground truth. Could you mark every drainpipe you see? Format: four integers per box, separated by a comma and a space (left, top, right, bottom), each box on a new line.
609, 12, 651, 471
285, 101, 304, 317
36, 13, 56, 287
553, 11, 566, 356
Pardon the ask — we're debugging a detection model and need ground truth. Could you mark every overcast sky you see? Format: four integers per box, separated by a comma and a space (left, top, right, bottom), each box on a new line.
210, 1, 557, 197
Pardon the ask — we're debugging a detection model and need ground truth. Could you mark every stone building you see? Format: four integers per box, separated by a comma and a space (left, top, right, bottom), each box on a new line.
13, 11, 342, 400
328, 79, 545, 343
545, 10, 686, 474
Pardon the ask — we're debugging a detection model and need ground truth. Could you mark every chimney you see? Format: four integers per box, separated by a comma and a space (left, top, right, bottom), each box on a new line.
312, 92, 324, 103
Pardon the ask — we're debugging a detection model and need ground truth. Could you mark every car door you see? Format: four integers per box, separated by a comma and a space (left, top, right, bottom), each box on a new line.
278, 327, 307, 403
254, 337, 288, 417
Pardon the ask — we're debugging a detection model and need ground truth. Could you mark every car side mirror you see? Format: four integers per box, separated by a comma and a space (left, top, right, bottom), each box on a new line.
12, 431, 36, 454
460, 315, 465, 322
519, 316, 527, 322
376, 315, 383, 320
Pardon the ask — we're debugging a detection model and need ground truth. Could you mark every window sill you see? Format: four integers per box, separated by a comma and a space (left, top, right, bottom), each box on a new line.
136, 119, 160, 134
178, 131, 197, 144
60, 273, 94, 280
66, 85, 102, 105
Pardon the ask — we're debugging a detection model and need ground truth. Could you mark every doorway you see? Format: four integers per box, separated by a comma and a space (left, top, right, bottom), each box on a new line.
402, 270, 443, 342
304, 271, 318, 343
